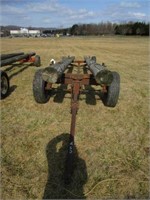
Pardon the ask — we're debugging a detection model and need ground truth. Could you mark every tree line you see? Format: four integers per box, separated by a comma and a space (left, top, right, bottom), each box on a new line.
64, 22, 149, 36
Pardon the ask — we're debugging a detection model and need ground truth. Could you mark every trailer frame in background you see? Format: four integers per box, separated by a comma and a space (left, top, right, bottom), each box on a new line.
0, 52, 41, 99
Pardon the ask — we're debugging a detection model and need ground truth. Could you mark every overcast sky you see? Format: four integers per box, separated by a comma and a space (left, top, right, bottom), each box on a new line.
0, 0, 149, 28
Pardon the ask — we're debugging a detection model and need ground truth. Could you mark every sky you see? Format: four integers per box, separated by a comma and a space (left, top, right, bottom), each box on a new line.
0, 0, 149, 28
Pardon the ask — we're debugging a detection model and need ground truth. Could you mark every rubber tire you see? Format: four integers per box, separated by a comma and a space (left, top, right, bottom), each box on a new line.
34, 55, 41, 67
0, 70, 10, 99
102, 71, 120, 107
91, 56, 96, 63
33, 69, 51, 103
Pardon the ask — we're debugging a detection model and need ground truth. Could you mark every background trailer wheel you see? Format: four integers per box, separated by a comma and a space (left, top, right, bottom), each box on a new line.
0, 70, 10, 99
102, 71, 120, 107
33, 69, 51, 103
33, 55, 41, 67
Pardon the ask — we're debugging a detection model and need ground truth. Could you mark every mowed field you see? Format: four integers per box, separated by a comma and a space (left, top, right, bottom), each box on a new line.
1, 36, 149, 199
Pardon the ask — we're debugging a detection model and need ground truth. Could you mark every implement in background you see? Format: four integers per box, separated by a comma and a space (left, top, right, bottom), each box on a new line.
0, 52, 41, 99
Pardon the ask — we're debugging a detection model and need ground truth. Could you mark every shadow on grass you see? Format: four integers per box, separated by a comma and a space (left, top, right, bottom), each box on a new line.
43, 133, 87, 199
82, 85, 103, 105
52, 84, 103, 106
53, 85, 68, 103
85, 85, 97, 105
8, 85, 17, 97
8, 63, 33, 80
0, 85, 17, 100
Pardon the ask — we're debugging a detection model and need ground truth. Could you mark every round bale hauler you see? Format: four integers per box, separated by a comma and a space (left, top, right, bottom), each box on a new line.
34, 55, 41, 67
32, 56, 121, 183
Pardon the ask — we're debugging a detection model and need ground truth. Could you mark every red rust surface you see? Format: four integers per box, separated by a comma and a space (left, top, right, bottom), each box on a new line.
20, 56, 35, 63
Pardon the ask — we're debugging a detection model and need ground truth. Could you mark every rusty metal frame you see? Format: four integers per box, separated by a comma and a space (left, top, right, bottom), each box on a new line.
53, 60, 98, 138
20, 55, 36, 64
46, 60, 106, 139
65, 61, 97, 138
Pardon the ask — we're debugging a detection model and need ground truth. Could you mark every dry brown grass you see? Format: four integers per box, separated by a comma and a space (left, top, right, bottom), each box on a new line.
1, 36, 149, 199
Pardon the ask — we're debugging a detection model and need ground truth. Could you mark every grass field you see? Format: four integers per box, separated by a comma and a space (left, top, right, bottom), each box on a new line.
1, 36, 149, 199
